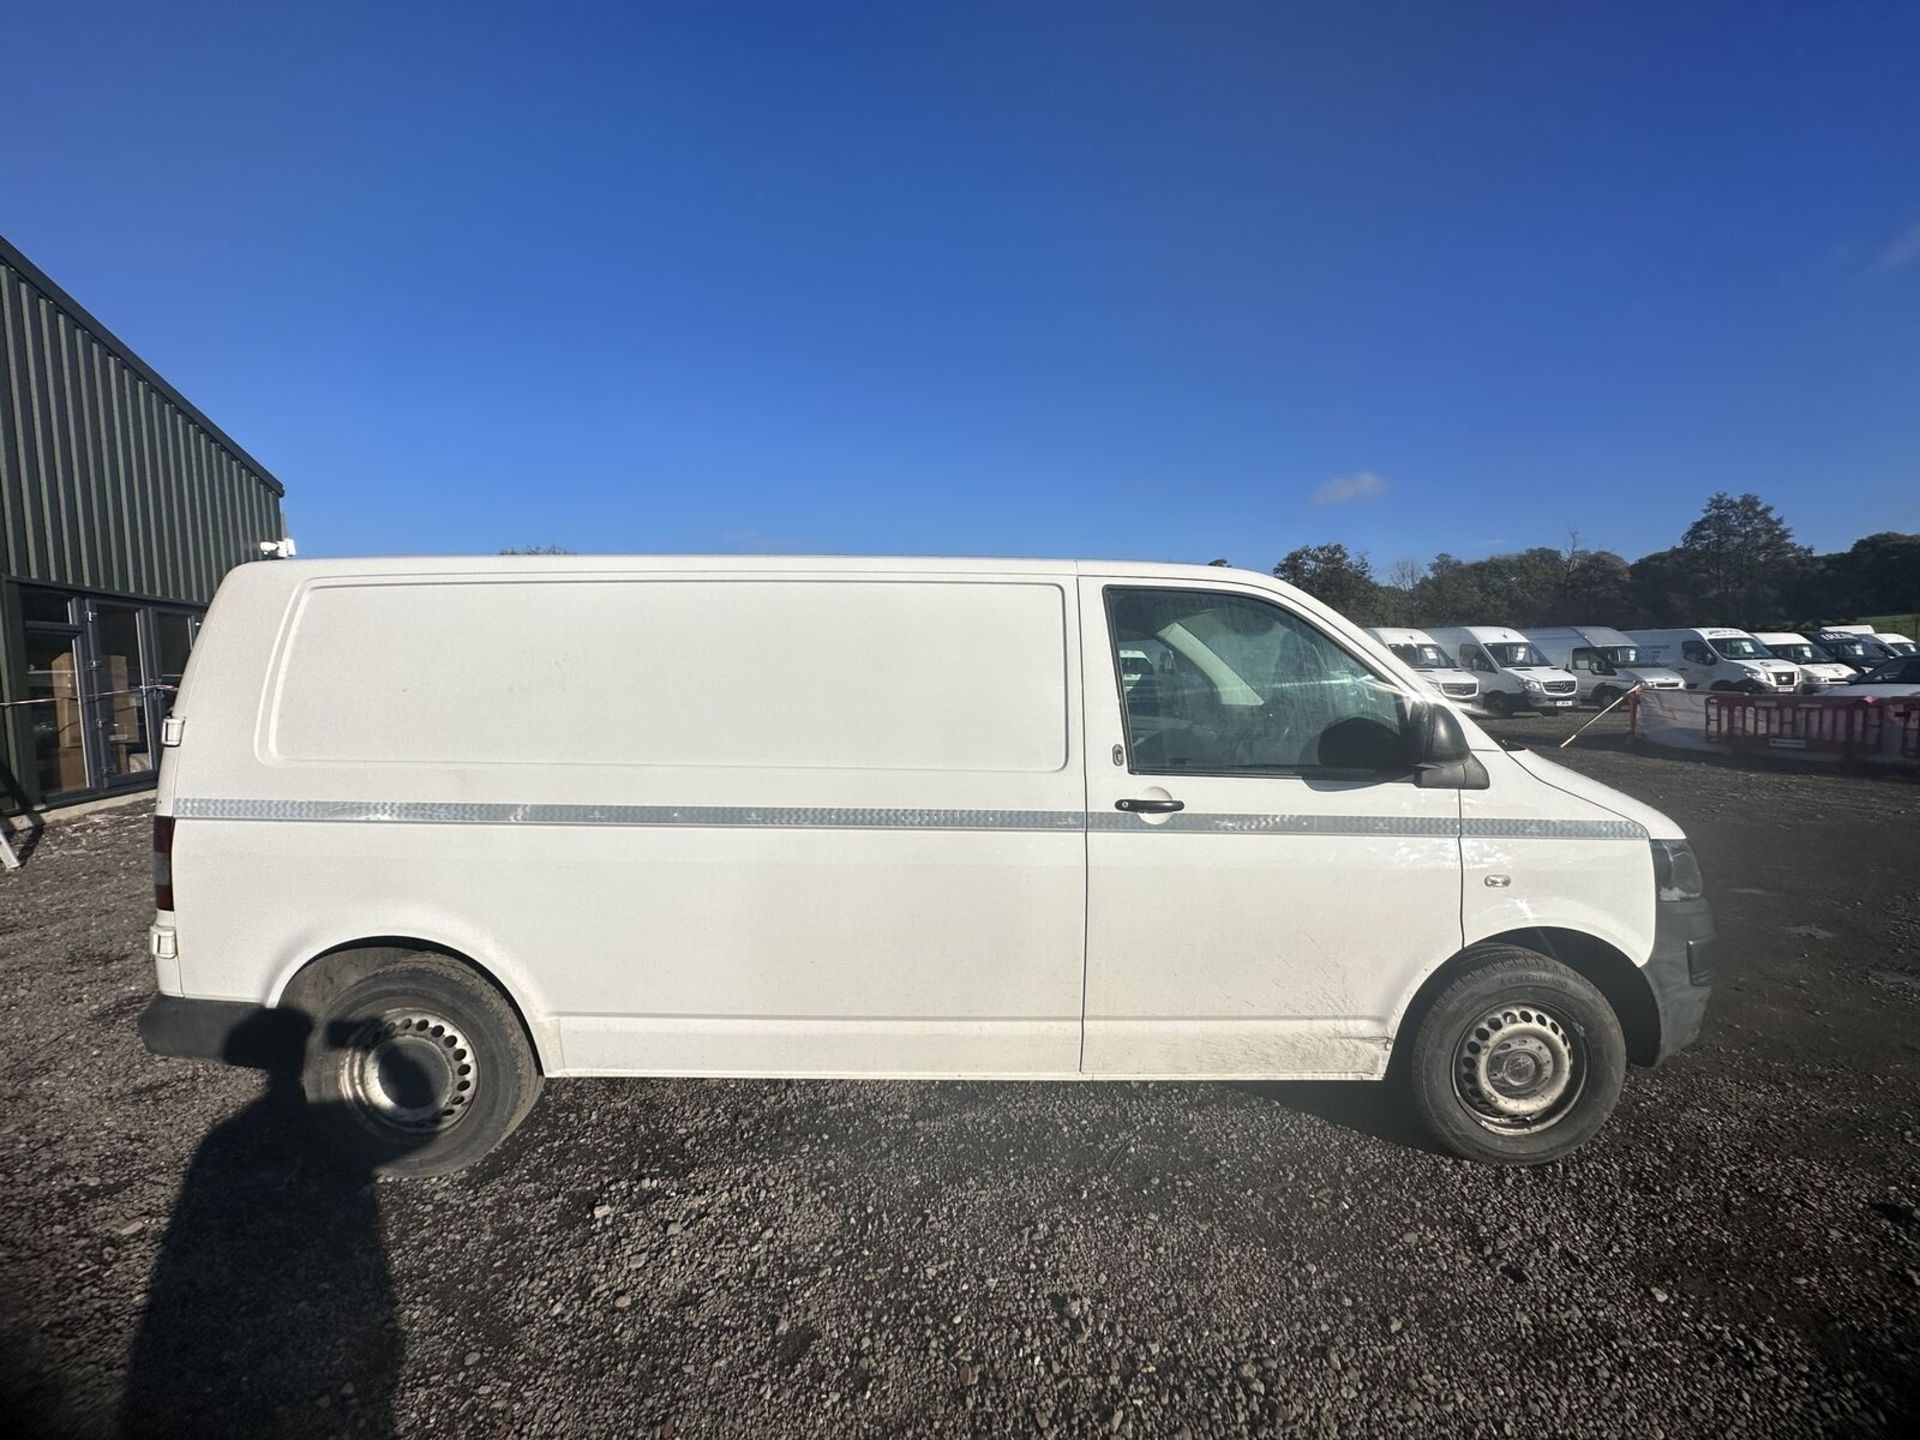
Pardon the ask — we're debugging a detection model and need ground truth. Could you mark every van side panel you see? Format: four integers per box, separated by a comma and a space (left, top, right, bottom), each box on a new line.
166, 569, 1089, 1078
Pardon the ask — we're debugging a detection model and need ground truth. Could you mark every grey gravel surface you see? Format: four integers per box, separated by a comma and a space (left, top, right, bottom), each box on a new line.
3, 713, 1918, 1437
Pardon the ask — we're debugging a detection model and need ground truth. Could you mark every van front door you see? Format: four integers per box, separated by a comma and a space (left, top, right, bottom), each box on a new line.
1078, 579, 1464, 1078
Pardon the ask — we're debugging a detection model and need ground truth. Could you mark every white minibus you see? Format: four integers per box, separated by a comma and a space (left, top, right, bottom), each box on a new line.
1522, 626, 1685, 707
1366, 627, 1480, 706
139, 558, 1712, 1173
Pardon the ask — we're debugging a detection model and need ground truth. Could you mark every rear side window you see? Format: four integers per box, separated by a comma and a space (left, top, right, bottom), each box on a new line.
269, 580, 1069, 772
1104, 588, 1405, 775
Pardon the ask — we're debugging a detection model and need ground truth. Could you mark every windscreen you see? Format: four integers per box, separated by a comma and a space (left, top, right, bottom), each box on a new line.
1710, 637, 1767, 659
1599, 645, 1641, 665
1486, 642, 1550, 667
1389, 643, 1451, 669
1765, 643, 1816, 663
1819, 637, 1884, 662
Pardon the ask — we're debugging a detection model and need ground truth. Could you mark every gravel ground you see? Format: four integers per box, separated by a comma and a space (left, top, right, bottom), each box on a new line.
3, 713, 1918, 1437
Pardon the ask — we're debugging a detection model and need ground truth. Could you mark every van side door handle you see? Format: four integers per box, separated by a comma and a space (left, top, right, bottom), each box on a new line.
1115, 797, 1185, 814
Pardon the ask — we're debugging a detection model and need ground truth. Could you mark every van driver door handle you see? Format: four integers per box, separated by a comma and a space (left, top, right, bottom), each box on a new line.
1115, 797, 1185, 813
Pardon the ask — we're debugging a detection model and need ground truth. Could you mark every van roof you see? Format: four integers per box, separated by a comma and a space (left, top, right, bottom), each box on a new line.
220, 555, 1269, 581
1430, 625, 1527, 642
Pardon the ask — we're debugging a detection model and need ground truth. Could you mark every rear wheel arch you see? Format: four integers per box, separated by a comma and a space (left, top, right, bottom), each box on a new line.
279, 938, 550, 1075
1393, 928, 1659, 1070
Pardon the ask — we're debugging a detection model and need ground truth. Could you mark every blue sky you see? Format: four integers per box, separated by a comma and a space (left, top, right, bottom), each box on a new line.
5, 1, 1917, 570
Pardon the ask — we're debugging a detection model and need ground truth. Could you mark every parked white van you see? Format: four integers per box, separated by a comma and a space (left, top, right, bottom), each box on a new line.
1367, 627, 1480, 706
1752, 633, 1856, 692
1522, 626, 1685, 707
139, 558, 1712, 1174
1426, 627, 1581, 717
1626, 629, 1799, 693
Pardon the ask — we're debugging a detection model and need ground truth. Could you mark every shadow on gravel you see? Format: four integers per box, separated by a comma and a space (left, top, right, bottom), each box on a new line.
121, 1011, 424, 1439
1234, 1080, 1449, 1157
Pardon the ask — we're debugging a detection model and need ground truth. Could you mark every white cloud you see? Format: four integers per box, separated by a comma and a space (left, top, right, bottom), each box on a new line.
1873, 219, 1920, 272
1313, 471, 1389, 506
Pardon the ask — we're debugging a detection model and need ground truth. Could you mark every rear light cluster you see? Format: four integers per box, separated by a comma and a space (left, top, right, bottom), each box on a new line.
153, 816, 176, 911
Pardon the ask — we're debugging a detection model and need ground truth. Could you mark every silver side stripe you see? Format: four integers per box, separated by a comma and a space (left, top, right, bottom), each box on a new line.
1461, 817, 1647, 840
174, 797, 1646, 840
1086, 812, 1463, 836
172, 798, 1084, 831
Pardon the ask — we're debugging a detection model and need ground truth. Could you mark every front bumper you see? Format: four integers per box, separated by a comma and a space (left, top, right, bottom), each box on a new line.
138, 995, 307, 1069
1643, 896, 1714, 1063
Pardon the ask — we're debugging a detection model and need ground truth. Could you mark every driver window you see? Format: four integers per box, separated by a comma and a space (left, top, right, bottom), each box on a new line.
1682, 641, 1713, 664
1104, 587, 1406, 775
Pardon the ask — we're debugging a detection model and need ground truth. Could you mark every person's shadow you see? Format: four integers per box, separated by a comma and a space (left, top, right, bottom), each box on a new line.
121, 1011, 429, 1438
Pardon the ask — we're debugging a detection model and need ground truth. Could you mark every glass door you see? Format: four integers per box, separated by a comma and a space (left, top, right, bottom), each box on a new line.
22, 628, 89, 799
88, 603, 157, 784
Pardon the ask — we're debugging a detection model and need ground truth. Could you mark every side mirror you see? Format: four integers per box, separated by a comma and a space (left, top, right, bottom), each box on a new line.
1409, 701, 1490, 790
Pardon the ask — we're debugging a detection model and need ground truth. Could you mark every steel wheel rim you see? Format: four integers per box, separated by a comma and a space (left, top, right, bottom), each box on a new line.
1452, 1003, 1584, 1133
339, 1010, 479, 1133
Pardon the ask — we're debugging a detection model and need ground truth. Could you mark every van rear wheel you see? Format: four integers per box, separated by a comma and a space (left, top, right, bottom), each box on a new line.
294, 954, 542, 1177
1407, 948, 1626, 1165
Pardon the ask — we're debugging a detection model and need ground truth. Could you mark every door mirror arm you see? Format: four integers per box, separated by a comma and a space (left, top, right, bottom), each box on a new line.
1408, 700, 1491, 790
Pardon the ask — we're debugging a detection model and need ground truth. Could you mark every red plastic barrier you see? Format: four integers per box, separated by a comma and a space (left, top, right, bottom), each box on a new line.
1702, 694, 1884, 759
1897, 703, 1920, 762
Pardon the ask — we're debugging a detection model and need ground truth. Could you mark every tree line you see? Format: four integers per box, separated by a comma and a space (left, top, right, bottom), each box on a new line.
1223, 492, 1920, 632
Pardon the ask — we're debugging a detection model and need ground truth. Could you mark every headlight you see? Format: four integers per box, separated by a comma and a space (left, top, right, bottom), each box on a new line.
1523, 679, 1544, 692
1650, 840, 1703, 901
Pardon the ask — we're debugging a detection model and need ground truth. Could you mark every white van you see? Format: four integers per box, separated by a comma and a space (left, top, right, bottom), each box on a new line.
139, 558, 1712, 1174
1367, 627, 1480, 706
1522, 626, 1685, 706
1426, 626, 1581, 717
1626, 629, 1799, 693
1751, 633, 1856, 692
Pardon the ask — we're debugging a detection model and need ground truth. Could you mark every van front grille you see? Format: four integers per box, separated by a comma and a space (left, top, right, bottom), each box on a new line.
1441, 682, 1477, 699
1544, 680, 1577, 696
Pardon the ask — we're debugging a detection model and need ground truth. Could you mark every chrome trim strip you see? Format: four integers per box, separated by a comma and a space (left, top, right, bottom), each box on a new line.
1461, 817, 1646, 840
175, 798, 1646, 840
1086, 812, 1462, 837
172, 798, 1085, 831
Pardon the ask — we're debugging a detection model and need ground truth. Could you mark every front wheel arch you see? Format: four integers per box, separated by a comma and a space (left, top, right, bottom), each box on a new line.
1392, 928, 1660, 1072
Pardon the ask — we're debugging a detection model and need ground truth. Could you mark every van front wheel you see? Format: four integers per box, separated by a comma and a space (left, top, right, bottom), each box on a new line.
1407, 949, 1626, 1165
295, 954, 542, 1178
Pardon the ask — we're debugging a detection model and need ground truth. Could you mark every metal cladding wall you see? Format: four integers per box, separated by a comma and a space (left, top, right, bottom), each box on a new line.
0, 238, 285, 605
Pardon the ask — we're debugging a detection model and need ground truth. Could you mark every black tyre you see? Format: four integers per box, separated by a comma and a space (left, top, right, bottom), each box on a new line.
1407, 947, 1626, 1165
1484, 692, 1514, 717
292, 952, 542, 1177
1590, 684, 1621, 709
1708, 681, 1734, 692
